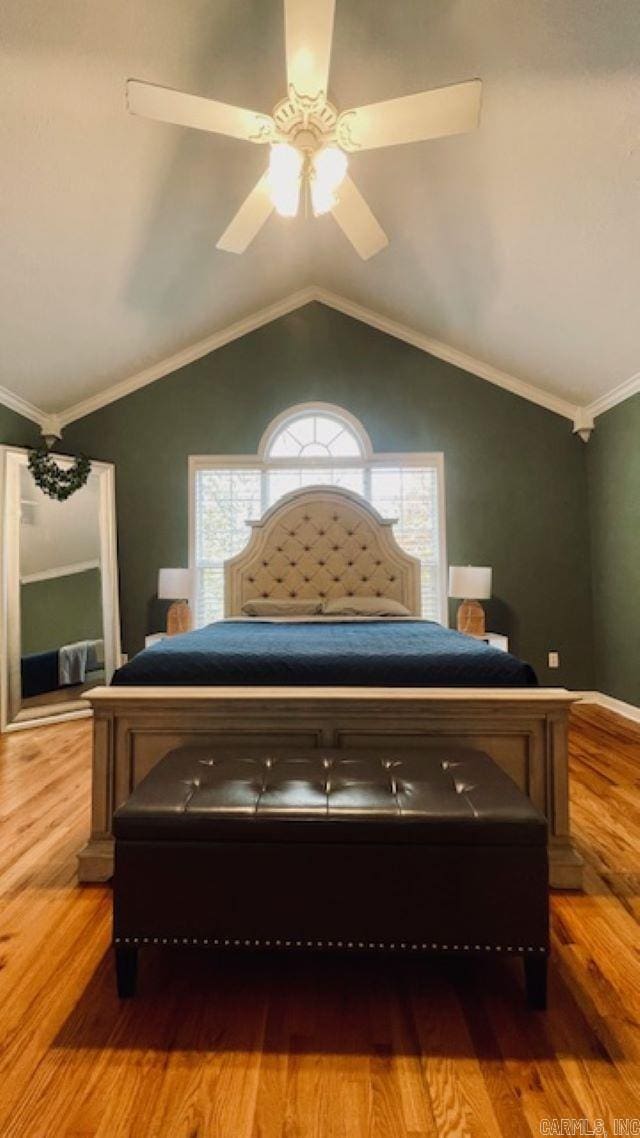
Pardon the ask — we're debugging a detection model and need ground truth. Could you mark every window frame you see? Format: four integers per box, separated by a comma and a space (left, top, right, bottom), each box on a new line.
258, 401, 373, 462
189, 403, 448, 625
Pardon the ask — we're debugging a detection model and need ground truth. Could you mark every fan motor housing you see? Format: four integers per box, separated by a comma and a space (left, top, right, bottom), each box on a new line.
273, 89, 338, 151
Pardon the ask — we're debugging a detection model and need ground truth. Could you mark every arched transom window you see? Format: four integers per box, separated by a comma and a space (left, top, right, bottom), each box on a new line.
191, 403, 446, 626
267, 411, 363, 459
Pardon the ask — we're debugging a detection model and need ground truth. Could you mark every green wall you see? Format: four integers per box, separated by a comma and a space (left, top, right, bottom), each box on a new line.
0, 404, 39, 450
6, 304, 638, 699
586, 393, 640, 705
21, 567, 103, 655
62, 303, 595, 688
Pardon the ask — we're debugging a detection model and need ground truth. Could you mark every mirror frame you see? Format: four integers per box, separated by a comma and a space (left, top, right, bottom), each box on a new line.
0, 445, 121, 732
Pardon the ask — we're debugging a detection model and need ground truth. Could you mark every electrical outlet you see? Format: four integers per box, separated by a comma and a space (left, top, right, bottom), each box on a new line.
548, 651, 559, 669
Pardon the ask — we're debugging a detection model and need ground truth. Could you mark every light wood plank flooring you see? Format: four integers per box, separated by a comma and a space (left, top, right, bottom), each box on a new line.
0, 705, 638, 1137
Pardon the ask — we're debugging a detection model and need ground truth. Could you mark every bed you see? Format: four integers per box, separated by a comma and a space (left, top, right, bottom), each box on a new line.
80, 485, 581, 888
111, 619, 538, 688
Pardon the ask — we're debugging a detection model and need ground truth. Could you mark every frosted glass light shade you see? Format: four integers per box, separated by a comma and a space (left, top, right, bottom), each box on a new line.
448, 565, 492, 600
311, 145, 348, 215
158, 568, 192, 600
268, 143, 303, 217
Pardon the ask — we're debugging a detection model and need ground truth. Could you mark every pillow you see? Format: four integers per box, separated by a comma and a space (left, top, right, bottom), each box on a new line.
322, 595, 411, 617
241, 598, 323, 617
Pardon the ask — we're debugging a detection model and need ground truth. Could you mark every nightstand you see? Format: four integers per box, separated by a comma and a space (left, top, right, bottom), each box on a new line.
470, 632, 509, 652
145, 633, 168, 649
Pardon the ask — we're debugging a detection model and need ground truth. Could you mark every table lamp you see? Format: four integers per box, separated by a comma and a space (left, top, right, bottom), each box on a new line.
158, 568, 192, 636
448, 565, 492, 636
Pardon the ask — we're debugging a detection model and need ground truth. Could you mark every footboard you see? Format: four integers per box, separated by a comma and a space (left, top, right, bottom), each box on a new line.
79, 686, 582, 889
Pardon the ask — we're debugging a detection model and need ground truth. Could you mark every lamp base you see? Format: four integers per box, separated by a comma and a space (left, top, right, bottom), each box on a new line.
166, 600, 192, 636
456, 599, 486, 636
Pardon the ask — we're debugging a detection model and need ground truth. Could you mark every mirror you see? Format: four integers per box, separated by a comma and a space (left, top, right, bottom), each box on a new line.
0, 446, 121, 730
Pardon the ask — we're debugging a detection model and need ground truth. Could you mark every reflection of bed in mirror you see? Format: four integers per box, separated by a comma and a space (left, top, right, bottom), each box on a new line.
21, 636, 105, 707
0, 446, 121, 730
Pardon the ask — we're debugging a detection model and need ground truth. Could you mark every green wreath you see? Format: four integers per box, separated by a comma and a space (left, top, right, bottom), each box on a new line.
28, 447, 92, 501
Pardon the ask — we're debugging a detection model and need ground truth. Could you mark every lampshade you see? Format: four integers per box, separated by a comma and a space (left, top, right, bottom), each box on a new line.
158, 568, 192, 600
448, 565, 492, 600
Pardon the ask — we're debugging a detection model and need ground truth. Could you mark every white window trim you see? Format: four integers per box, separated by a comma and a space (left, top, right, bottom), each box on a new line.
257, 401, 374, 460
189, 405, 448, 626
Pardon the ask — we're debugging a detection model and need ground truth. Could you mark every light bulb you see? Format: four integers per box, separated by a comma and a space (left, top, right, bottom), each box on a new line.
268, 143, 303, 218
310, 145, 348, 216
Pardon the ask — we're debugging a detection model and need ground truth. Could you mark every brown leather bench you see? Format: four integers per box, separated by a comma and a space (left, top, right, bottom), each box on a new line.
112, 746, 549, 1006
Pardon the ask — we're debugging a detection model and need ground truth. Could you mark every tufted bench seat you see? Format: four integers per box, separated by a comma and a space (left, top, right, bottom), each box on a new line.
113, 746, 549, 1006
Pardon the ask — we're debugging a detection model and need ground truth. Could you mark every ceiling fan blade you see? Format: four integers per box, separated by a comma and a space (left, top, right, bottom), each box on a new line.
331, 176, 388, 260
216, 171, 274, 254
284, 0, 335, 100
337, 78, 482, 151
126, 80, 274, 143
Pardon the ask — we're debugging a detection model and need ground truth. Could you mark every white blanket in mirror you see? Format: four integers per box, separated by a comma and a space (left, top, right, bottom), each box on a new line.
58, 638, 104, 686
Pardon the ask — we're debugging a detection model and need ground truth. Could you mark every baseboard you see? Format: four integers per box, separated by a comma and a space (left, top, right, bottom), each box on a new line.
573, 690, 640, 727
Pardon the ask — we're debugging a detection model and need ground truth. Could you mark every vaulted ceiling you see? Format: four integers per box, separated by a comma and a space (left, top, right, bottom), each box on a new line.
2, 0, 639, 419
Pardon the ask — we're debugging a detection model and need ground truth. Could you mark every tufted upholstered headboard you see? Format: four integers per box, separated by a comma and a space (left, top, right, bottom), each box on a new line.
224, 486, 421, 617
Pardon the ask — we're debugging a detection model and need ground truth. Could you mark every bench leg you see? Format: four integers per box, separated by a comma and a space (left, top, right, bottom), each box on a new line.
115, 945, 138, 998
524, 957, 547, 1010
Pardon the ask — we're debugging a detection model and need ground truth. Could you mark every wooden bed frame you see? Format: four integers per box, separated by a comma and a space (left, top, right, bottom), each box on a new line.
79, 487, 583, 889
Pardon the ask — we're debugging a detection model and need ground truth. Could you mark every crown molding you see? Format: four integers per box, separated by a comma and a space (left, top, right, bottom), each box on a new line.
584, 370, 640, 420
57, 287, 318, 428
56, 283, 582, 429
312, 288, 580, 424
571, 406, 595, 443
0, 384, 46, 428
1, 287, 637, 434
0, 385, 62, 440
20, 558, 100, 585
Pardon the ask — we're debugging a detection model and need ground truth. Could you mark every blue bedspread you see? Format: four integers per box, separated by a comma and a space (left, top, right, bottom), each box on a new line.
112, 620, 537, 688
21, 650, 59, 698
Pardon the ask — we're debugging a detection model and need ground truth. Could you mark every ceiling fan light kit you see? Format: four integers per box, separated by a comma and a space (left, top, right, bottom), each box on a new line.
126, 0, 482, 259
266, 132, 348, 219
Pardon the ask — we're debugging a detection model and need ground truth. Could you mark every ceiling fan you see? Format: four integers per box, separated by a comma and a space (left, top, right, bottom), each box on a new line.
126, 0, 482, 260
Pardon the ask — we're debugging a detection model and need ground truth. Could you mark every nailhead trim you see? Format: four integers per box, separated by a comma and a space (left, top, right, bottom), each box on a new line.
114, 936, 547, 954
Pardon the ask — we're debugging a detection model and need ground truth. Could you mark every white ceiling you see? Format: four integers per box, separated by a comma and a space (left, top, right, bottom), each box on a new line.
2, 0, 639, 418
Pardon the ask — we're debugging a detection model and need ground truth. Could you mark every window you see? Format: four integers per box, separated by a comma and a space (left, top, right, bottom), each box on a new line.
268, 412, 363, 458
194, 468, 262, 626
191, 404, 446, 625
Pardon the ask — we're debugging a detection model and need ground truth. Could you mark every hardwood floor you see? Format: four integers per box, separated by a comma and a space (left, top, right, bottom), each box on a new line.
0, 705, 638, 1137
